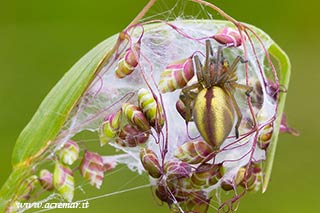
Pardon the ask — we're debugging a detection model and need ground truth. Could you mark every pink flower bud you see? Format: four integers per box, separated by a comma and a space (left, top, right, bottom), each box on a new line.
164, 161, 192, 181
191, 163, 222, 188
57, 140, 80, 165
221, 167, 246, 191
80, 151, 105, 189
100, 109, 122, 146
174, 140, 213, 164
115, 43, 140, 78
122, 103, 150, 131
138, 88, 165, 132
213, 27, 244, 47
39, 169, 54, 191
140, 148, 162, 178
116, 124, 149, 147
159, 57, 194, 93
53, 162, 74, 202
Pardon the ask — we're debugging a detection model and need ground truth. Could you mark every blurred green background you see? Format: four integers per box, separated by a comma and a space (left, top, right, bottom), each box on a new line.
1, 0, 319, 212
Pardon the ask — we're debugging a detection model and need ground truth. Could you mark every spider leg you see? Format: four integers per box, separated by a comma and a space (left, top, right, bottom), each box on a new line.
204, 40, 214, 87
217, 56, 241, 83
232, 83, 253, 96
194, 55, 204, 83
224, 85, 242, 139
180, 83, 201, 121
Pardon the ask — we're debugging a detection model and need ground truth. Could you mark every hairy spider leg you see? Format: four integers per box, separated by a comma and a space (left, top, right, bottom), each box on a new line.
224, 83, 243, 139
180, 83, 201, 122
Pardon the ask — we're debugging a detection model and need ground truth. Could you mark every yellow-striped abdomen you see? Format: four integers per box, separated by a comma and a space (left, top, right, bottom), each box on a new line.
193, 86, 234, 149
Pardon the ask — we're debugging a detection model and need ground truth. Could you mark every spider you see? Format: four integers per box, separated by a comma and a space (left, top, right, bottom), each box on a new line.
179, 40, 252, 149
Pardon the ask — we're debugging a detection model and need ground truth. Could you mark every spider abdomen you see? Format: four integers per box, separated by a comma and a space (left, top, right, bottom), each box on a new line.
193, 86, 235, 149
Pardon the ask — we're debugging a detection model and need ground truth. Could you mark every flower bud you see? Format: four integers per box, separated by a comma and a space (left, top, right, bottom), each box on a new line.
164, 161, 192, 181
53, 161, 74, 202
115, 43, 140, 78
158, 57, 194, 93
100, 109, 122, 146
176, 99, 188, 121
57, 140, 79, 165
240, 163, 262, 191
258, 124, 274, 149
116, 124, 149, 147
213, 27, 244, 47
221, 167, 246, 191
122, 103, 150, 131
39, 169, 54, 191
174, 140, 213, 164
140, 148, 162, 178
191, 163, 222, 188
80, 151, 105, 189
138, 88, 165, 131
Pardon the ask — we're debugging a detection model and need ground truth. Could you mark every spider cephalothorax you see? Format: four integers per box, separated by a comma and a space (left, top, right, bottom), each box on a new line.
178, 40, 252, 149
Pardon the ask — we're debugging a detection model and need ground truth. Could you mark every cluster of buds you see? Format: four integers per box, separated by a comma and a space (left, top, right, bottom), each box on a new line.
115, 41, 141, 78
158, 57, 194, 93
51, 140, 80, 201
100, 88, 165, 147
140, 142, 218, 212
139, 137, 266, 212
212, 27, 244, 47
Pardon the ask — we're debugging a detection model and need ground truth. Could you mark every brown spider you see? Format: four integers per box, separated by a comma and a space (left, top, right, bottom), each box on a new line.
178, 40, 252, 149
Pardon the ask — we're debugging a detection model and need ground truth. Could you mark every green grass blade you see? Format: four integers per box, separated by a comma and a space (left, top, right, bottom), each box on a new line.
12, 34, 118, 166
262, 43, 291, 192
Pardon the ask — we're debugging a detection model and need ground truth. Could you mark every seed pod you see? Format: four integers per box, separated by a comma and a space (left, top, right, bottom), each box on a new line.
164, 161, 192, 181
140, 148, 162, 179
53, 161, 74, 202
116, 124, 149, 147
57, 140, 80, 165
221, 167, 246, 191
191, 163, 222, 188
240, 164, 262, 191
100, 109, 122, 146
39, 169, 54, 191
122, 103, 150, 131
176, 99, 188, 121
115, 43, 140, 78
80, 151, 105, 189
213, 27, 244, 47
17, 175, 39, 201
258, 124, 274, 149
174, 140, 213, 164
137, 88, 165, 131
158, 57, 194, 93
